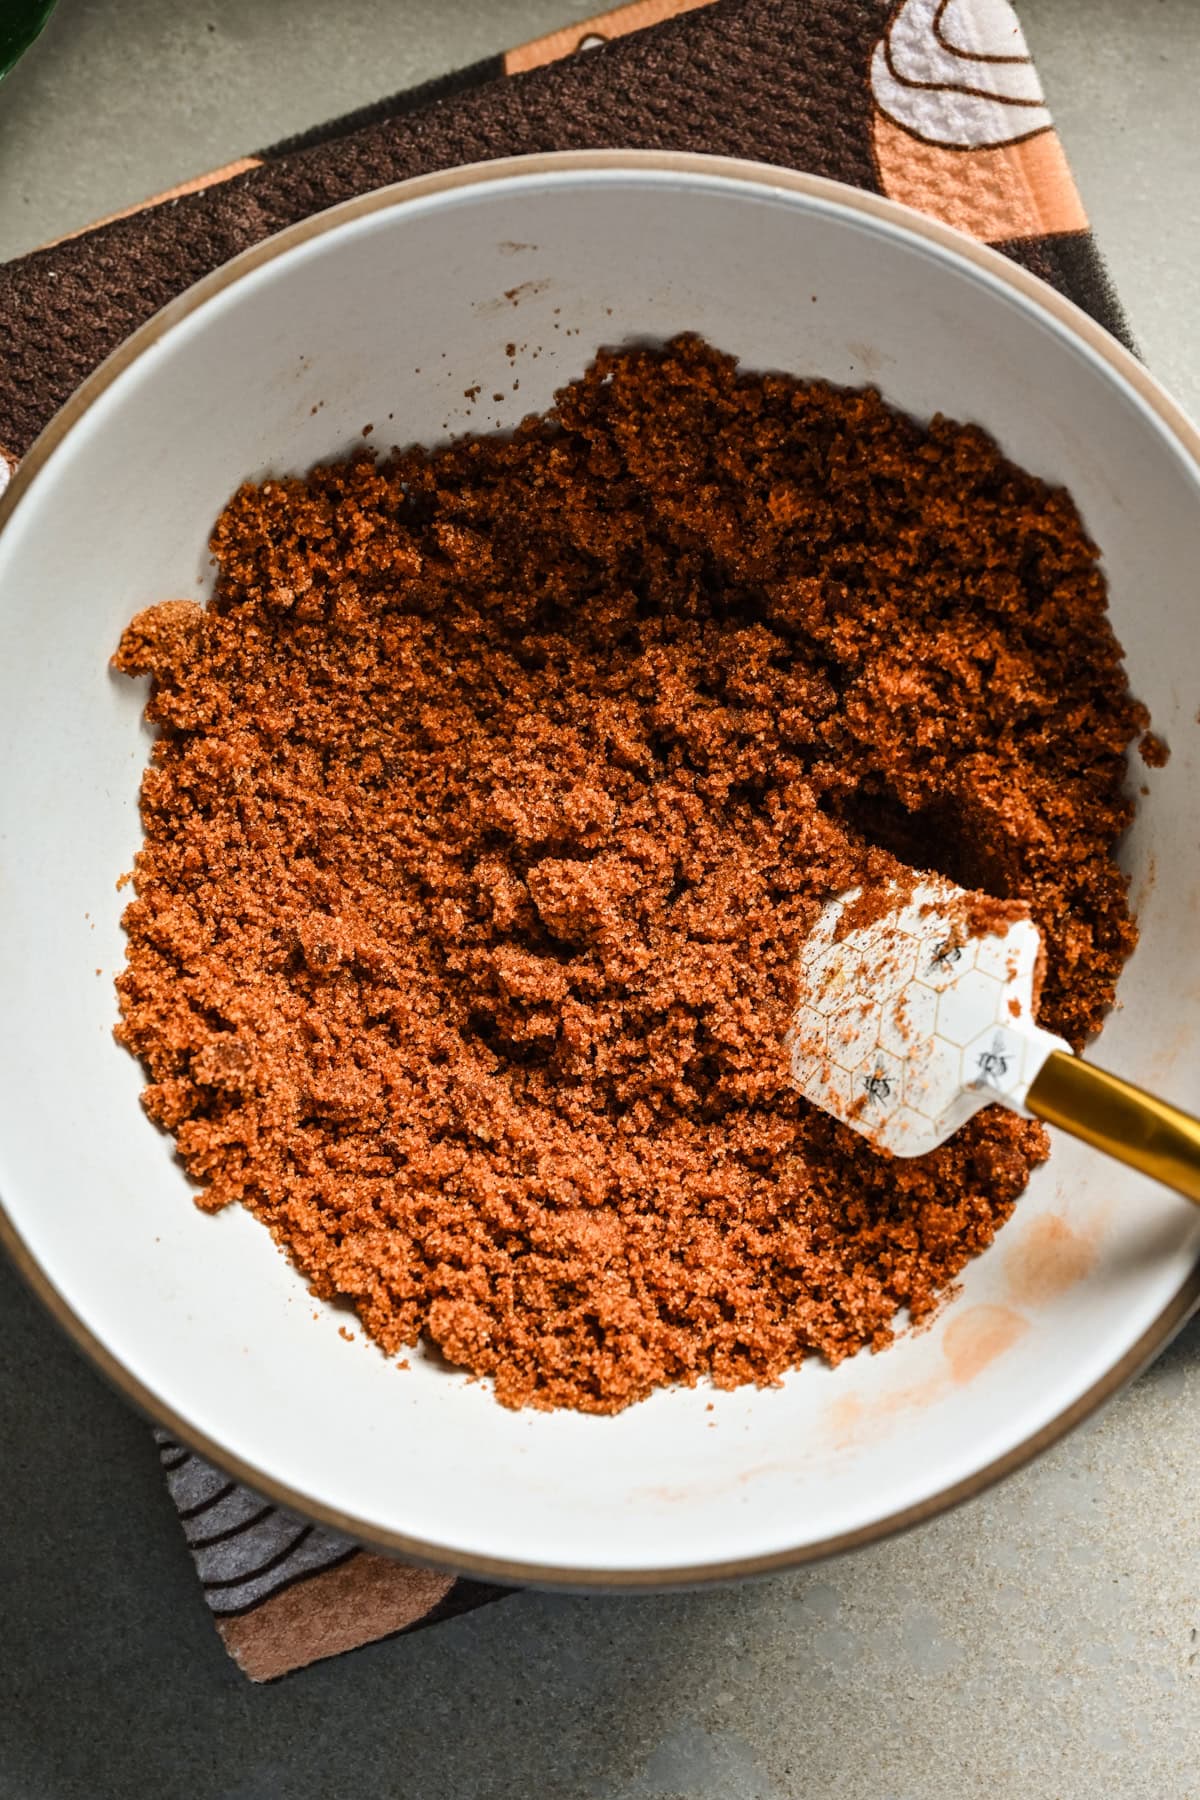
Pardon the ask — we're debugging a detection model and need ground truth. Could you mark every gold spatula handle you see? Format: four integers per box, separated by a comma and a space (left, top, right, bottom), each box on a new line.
1026, 1050, 1200, 1204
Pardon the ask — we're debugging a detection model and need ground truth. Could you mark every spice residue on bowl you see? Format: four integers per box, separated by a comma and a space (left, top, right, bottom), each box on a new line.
112, 336, 1144, 1412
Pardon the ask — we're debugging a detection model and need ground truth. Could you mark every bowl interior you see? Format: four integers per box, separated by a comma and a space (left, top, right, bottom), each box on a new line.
2, 157, 1199, 1580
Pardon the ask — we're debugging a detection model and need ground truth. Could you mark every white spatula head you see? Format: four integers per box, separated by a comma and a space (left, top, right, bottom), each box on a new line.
788, 873, 1069, 1156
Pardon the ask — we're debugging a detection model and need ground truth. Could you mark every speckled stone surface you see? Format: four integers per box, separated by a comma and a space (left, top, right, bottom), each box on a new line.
3, 4, 1200, 1796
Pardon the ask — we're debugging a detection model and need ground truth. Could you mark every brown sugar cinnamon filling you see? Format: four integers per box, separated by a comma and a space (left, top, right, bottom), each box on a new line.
113, 336, 1144, 1413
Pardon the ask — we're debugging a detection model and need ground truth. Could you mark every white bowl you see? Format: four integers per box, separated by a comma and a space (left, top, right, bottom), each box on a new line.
2, 153, 1199, 1586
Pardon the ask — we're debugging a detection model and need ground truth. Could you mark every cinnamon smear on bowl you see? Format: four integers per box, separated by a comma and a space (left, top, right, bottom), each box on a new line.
112, 337, 1143, 1413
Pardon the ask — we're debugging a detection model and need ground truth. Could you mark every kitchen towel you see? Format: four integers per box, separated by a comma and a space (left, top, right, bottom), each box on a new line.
0, 0, 1128, 1678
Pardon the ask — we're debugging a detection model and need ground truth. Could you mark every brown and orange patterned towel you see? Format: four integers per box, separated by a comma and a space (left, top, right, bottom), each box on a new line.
0, 0, 1128, 1677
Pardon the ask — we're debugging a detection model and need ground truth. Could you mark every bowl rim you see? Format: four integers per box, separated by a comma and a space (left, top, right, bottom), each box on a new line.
3, 148, 1199, 1589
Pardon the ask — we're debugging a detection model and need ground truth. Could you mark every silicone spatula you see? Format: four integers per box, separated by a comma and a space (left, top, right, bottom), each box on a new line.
787, 872, 1200, 1200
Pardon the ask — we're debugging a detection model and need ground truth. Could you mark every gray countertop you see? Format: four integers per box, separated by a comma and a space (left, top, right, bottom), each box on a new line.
3, 4, 1200, 1796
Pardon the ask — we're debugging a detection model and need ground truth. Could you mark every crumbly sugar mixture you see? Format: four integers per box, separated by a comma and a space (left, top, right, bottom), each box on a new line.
113, 337, 1143, 1412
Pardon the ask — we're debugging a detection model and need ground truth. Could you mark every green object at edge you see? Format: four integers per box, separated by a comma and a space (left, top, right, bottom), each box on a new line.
0, 0, 58, 78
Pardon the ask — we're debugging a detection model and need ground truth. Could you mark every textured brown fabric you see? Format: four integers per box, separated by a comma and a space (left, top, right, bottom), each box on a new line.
0, 0, 888, 458
216, 1555, 458, 1682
